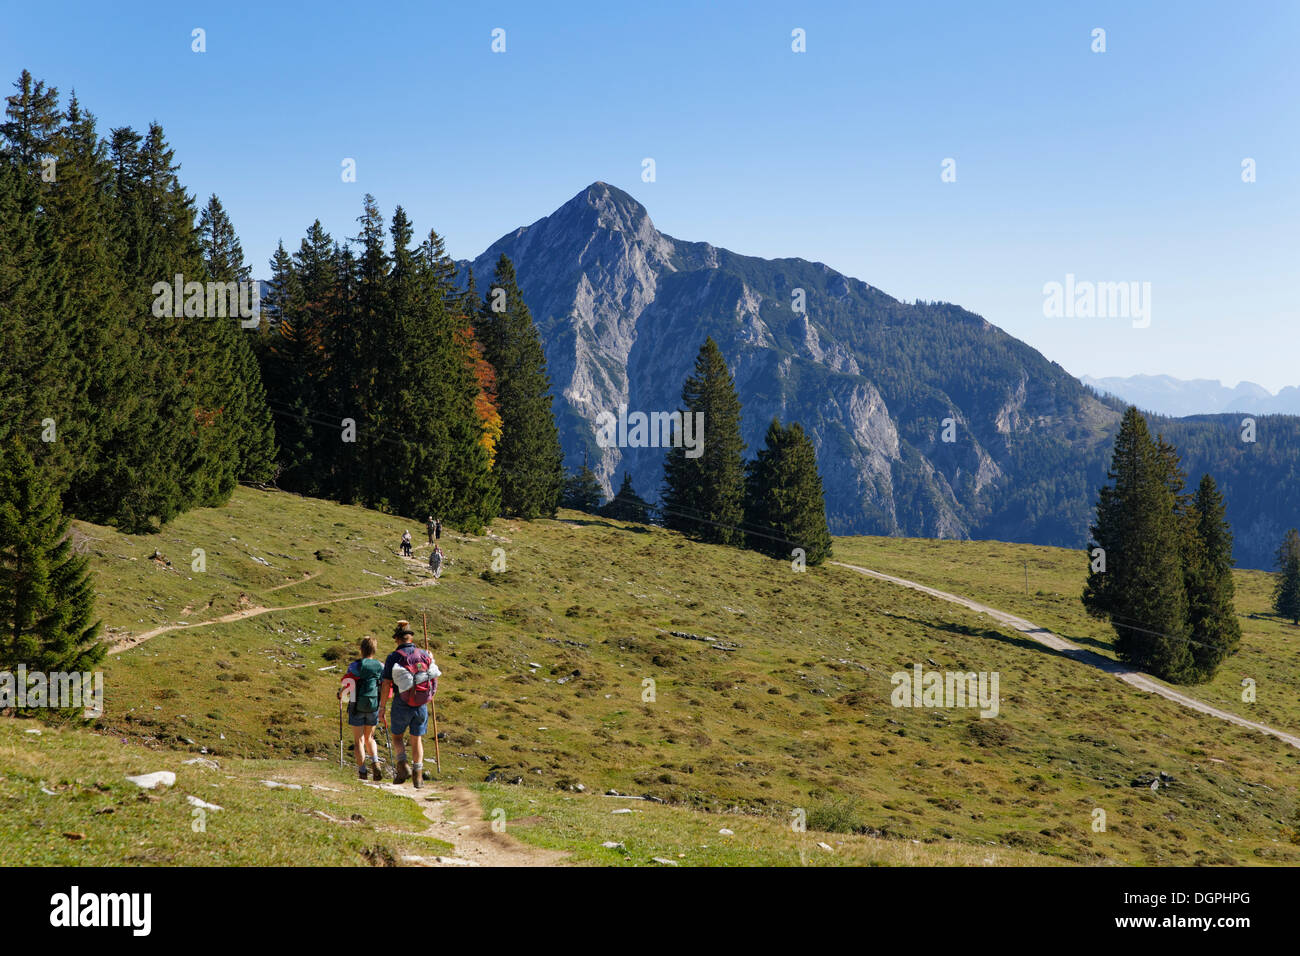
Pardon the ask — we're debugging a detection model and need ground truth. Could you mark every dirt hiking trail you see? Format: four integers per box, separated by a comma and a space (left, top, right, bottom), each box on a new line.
368, 782, 566, 867
832, 561, 1300, 751
109, 572, 440, 655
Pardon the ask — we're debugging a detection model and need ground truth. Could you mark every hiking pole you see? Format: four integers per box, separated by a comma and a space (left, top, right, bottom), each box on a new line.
337, 697, 344, 768
378, 719, 394, 777
422, 611, 441, 775
431, 696, 441, 775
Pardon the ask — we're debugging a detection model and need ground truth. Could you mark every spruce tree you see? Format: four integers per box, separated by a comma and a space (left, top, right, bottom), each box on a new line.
107, 123, 206, 527
426, 237, 500, 530
198, 194, 277, 483
661, 338, 746, 546
47, 94, 135, 503
1, 71, 60, 169
335, 194, 390, 507
366, 208, 497, 527
744, 419, 833, 565
1184, 474, 1240, 680
1082, 407, 1192, 681
561, 464, 604, 513
602, 471, 652, 523
475, 255, 564, 519
0, 437, 102, 674
0, 75, 73, 488
257, 241, 306, 486
1273, 528, 1300, 625
0, 158, 65, 470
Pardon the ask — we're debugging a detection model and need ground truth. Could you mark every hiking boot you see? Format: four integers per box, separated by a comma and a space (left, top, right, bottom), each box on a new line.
371, 760, 384, 782
412, 768, 423, 790
393, 759, 410, 785
357, 766, 368, 780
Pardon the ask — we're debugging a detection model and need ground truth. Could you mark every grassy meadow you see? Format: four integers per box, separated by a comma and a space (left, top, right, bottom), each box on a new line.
2, 487, 1297, 865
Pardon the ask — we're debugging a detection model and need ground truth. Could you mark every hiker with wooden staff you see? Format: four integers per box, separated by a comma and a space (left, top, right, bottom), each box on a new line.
422, 612, 441, 775
378, 619, 440, 789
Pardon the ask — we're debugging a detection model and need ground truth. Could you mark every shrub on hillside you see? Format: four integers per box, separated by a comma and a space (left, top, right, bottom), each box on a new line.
806, 797, 867, 834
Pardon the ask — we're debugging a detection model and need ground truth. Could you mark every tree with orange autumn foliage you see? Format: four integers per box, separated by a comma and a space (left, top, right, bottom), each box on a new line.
458, 324, 503, 468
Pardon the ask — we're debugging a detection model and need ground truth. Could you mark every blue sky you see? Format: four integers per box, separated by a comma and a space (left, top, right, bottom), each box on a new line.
5, 1, 1297, 389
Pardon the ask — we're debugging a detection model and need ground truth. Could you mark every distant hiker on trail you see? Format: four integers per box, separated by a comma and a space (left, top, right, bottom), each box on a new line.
429, 545, 444, 578
427, 516, 435, 544
400, 530, 412, 557
338, 637, 384, 780
380, 621, 440, 788
434, 517, 442, 541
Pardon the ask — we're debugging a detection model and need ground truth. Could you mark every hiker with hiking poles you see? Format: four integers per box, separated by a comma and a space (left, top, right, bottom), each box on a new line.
338, 637, 385, 780
379, 620, 440, 788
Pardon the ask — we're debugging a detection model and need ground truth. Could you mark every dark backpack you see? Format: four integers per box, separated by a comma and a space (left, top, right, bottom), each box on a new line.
394, 645, 436, 707
350, 658, 383, 713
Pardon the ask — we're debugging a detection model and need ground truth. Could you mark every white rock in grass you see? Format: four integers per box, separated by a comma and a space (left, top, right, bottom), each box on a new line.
651, 857, 679, 866
24, 728, 41, 735
817, 841, 834, 852
718, 828, 734, 836
261, 780, 302, 790
601, 841, 624, 849
183, 757, 219, 770
186, 795, 223, 811
125, 771, 176, 789
611, 808, 635, 814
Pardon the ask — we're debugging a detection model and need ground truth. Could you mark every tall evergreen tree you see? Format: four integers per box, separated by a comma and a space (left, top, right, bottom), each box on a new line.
0, 74, 73, 487
257, 243, 310, 486
420, 232, 500, 530
1183, 473, 1240, 680
0, 154, 65, 472
197, 194, 276, 482
744, 419, 833, 564
0, 437, 102, 674
332, 194, 391, 506
1082, 406, 1193, 681
602, 471, 652, 523
561, 464, 604, 513
1, 70, 60, 169
662, 338, 746, 546
1273, 528, 1300, 625
475, 254, 564, 519
363, 209, 498, 527
106, 122, 212, 527
47, 94, 134, 501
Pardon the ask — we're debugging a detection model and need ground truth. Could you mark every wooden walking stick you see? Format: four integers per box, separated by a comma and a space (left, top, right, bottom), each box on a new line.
423, 612, 441, 775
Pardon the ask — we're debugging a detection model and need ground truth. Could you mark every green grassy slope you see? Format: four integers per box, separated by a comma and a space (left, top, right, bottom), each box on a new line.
0, 721, 452, 865
832, 536, 1300, 739
4, 487, 1298, 866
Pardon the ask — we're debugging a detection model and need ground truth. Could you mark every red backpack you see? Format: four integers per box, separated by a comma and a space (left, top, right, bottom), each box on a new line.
394, 645, 437, 707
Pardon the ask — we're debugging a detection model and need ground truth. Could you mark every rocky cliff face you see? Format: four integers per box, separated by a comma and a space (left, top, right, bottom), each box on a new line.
461, 182, 1124, 547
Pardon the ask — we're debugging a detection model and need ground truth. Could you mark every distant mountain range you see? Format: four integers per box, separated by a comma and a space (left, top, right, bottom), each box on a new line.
1082, 374, 1300, 418
456, 182, 1300, 570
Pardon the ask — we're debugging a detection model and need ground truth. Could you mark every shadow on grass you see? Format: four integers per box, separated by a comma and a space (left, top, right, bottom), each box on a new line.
893, 616, 1073, 661
560, 516, 653, 533
1058, 631, 1114, 653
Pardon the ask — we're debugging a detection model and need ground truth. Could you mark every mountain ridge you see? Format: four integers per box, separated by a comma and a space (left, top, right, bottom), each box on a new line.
458, 182, 1297, 569
1083, 373, 1300, 418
